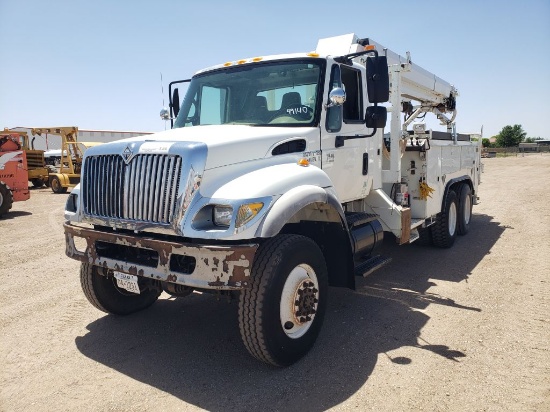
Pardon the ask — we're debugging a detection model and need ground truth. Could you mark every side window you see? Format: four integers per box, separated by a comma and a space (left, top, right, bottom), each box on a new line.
341, 66, 363, 122
326, 64, 342, 133
199, 86, 227, 125
179, 89, 198, 127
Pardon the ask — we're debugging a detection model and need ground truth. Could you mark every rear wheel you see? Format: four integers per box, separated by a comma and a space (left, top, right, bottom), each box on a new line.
31, 178, 46, 188
50, 175, 67, 193
80, 263, 162, 315
457, 184, 473, 235
238, 234, 328, 366
431, 189, 458, 248
0, 181, 14, 217
416, 226, 433, 246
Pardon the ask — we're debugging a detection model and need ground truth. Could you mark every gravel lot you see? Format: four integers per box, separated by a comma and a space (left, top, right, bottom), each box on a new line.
1, 155, 548, 411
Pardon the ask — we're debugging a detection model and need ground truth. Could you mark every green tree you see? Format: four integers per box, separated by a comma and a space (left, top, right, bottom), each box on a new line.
495, 124, 526, 147
482, 138, 491, 147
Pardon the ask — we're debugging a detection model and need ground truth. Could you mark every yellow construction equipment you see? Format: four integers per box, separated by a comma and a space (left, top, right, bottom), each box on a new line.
31, 127, 88, 193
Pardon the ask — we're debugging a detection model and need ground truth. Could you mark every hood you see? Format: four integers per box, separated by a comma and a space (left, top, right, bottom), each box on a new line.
110, 125, 318, 170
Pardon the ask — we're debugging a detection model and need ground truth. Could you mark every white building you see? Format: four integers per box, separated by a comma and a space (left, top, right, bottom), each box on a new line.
8, 127, 152, 151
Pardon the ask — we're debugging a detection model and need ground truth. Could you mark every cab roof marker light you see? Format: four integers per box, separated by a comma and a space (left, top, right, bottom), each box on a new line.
364, 45, 376, 51
237, 59, 246, 65
252, 57, 263, 62
307, 52, 319, 57
223, 62, 232, 67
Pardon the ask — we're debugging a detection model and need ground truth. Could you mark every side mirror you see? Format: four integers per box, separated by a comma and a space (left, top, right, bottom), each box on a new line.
172, 88, 180, 117
326, 87, 346, 108
366, 56, 389, 103
365, 106, 387, 129
160, 108, 170, 120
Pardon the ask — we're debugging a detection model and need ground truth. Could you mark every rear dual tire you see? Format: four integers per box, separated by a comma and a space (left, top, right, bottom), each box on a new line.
457, 184, 473, 235
431, 184, 474, 247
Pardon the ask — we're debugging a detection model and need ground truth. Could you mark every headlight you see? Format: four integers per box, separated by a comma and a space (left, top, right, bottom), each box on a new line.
65, 193, 78, 213
236, 202, 264, 228
213, 205, 233, 227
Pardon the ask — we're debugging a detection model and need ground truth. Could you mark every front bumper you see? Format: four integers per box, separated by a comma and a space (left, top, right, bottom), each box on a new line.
64, 223, 258, 290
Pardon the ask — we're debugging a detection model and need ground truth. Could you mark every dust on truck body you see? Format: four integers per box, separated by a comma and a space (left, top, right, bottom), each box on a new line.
64, 34, 481, 366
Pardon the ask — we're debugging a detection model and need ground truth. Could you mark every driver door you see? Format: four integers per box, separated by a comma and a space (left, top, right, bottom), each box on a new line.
321, 63, 372, 202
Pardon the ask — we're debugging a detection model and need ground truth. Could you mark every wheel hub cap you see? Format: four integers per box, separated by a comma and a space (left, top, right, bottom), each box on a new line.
280, 264, 319, 339
294, 280, 318, 324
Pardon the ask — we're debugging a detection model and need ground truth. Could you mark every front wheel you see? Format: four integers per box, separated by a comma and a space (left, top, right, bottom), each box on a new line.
238, 234, 328, 366
0, 181, 14, 217
80, 263, 162, 315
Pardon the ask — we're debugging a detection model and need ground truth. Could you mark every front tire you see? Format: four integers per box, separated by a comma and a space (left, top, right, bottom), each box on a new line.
0, 181, 14, 218
80, 263, 162, 315
431, 189, 458, 248
238, 234, 328, 366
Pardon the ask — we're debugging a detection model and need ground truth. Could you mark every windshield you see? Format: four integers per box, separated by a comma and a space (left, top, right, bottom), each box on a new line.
173, 59, 324, 128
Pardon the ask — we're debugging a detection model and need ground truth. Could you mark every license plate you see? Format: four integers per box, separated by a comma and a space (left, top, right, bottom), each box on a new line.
113, 271, 141, 294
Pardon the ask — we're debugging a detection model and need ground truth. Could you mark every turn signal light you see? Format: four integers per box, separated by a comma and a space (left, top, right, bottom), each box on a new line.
297, 158, 310, 167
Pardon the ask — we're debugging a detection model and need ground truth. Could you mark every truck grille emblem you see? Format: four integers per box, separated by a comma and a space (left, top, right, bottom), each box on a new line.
122, 145, 134, 164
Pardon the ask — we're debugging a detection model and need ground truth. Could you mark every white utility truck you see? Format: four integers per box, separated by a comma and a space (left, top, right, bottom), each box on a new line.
64, 34, 481, 366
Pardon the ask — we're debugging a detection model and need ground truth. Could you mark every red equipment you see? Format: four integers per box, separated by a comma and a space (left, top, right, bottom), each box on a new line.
0, 131, 30, 217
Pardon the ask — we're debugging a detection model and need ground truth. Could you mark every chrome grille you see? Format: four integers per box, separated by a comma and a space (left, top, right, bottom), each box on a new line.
83, 154, 182, 224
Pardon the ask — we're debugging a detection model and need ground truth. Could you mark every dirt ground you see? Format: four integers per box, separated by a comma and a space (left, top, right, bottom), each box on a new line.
1, 155, 549, 412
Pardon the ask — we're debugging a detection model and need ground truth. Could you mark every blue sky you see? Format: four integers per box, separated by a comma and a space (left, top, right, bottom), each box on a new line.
1, 0, 549, 139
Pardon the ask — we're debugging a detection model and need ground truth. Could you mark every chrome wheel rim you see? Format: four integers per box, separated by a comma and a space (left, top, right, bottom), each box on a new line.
464, 194, 472, 224
448, 201, 457, 236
